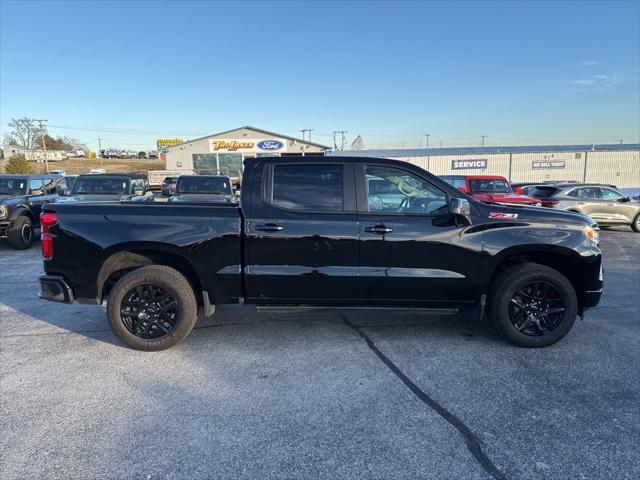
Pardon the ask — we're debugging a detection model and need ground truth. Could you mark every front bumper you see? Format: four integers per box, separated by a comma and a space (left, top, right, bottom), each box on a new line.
0, 219, 14, 236
38, 274, 75, 303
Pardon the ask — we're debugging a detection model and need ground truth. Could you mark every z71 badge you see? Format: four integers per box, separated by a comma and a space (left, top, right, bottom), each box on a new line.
489, 212, 518, 219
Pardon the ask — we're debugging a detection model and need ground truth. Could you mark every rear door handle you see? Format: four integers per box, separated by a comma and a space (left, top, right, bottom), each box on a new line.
255, 223, 284, 232
364, 225, 393, 234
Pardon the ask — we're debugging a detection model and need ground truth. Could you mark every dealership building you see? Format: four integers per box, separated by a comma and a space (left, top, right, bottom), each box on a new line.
329, 144, 640, 188
165, 126, 329, 175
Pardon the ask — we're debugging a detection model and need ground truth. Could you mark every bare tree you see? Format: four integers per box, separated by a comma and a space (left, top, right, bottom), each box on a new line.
3, 118, 40, 150
351, 135, 364, 150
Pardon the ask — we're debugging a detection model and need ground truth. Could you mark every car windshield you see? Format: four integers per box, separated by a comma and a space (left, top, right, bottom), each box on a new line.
72, 177, 130, 195
177, 177, 231, 195
0, 178, 27, 195
529, 187, 560, 198
468, 179, 512, 193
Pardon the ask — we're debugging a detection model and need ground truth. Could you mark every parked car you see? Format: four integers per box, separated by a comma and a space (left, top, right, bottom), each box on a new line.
168, 175, 235, 203
161, 177, 178, 196
90, 168, 107, 174
0, 174, 67, 249
55, 173, 153, 203
38, 156, 602, 351
105, 149, 120, 159
50, 169, 66, 176
529, 183, 640, 232
137, 151, 147, 159
148, 150, 158, 159
440, 175, 541, 206
511, 181, 578, 195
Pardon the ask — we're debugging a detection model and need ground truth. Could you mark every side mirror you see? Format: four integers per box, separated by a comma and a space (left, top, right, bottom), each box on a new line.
457, 187, 468, 194
57, 188, 67, 196
29, 189, 43, 196
619, 196, 631, 202
449, 197, 471, 224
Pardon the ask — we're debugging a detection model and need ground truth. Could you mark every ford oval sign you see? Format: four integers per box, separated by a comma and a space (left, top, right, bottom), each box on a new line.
257, 140, 284, 151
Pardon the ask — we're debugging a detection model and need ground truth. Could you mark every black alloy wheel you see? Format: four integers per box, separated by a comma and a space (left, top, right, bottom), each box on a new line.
120, 284, 179, 339
508, 281, 566, 336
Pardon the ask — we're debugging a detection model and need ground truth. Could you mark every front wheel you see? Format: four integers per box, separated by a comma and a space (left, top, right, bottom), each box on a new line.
487, 263, 578, 347
7, 216, 34, 250
106, 265, 198, 350
632, 213, 640, 232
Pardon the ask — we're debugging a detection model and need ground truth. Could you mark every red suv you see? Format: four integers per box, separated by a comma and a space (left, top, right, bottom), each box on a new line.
440, 175, 541, 206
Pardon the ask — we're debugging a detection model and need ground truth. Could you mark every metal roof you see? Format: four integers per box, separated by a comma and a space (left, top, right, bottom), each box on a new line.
165, 125, 331, 150
327, 143, 640, 157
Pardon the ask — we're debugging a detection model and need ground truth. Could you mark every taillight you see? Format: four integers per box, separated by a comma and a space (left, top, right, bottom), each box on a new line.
541, 199, 560, 207
40, 212, 58, 260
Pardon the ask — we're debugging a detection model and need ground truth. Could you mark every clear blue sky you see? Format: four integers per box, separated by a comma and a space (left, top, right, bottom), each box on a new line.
1, 0, 639, 151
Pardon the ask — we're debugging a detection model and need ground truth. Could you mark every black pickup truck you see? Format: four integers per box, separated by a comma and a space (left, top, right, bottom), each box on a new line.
38, 156, 603, 350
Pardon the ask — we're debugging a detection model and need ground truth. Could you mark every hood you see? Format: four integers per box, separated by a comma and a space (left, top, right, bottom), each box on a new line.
475, 201, 594, 227
55, 194, 126, 203
169, 194, 236, 204
1, 194, 27, 204
471, 192, 540, 204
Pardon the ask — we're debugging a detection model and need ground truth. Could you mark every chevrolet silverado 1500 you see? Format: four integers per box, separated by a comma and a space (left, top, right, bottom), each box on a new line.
38, 157, 603, 350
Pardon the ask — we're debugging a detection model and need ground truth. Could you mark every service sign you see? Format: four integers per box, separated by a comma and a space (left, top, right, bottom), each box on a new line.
451, 159, 487, 170
209, 139, 286, 153
532, 160, 566, 170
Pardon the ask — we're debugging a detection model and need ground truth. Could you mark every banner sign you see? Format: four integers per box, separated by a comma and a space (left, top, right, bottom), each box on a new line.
451, 159, 487, 170
209, 139, 286, 153
532, 160, 566, 170
156, 138, 183, 149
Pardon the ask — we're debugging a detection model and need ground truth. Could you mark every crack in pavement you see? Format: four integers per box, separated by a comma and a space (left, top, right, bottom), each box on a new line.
340, 314, 506, 480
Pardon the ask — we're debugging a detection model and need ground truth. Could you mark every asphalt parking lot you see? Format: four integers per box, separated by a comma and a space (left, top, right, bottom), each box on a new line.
1, 229, 639, 480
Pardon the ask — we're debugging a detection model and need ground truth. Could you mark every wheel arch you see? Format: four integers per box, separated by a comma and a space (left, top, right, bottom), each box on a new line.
97, 245, 205, 306
486, 245, 588, 314
9, 205, 35, 224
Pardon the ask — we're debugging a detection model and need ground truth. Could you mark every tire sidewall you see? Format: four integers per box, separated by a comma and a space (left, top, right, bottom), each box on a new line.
632, 213, 640, 232
490, 266, 578, 347
107, 267, 197, 351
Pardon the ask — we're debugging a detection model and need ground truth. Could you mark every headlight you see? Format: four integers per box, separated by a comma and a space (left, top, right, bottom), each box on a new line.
0, 205, 7, 219
582, 225, 599, 243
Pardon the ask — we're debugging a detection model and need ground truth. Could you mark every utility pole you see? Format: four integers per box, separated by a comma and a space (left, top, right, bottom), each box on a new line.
300, 129, 307, 142
36, 119, 49, 173
425, 133, 430, 149
336, 130, 348, 151
300, 129, 313, 143
618, 139, 623, 145
98, 138, 103, 166
481, 135, 487, 148
307, 129, 314, 144
440, 138, 443, 148
332, 131, 338, 150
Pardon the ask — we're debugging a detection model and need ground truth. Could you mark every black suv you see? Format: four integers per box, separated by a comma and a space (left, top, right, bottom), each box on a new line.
0, 174, 68, 249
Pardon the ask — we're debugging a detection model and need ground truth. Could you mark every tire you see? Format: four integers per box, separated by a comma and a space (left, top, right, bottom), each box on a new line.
487, 263, 578, 348
7, 216, 34, 250
631, 213, 640, 232
106, 265, 198, 351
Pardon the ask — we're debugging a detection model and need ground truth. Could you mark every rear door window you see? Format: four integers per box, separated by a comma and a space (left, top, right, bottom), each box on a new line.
28, 179, 44, 194
568, 187, 600, 200
270, 164, 343, 212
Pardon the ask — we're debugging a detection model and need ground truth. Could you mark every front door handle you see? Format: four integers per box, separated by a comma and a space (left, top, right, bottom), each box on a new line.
364, 225, 393, 234
255, 223, 284, 232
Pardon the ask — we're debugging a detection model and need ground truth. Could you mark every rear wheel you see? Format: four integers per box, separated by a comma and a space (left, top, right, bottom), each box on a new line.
7, 216, 34, 250
632, 213, 640, 232
106, 265, 198, 350
487, 263, 578, 347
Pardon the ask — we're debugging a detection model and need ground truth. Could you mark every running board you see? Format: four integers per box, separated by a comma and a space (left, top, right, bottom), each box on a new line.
256, 305, 459, 315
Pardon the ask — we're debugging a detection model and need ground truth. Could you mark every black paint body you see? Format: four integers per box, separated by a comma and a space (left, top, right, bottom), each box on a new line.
40, 157, 603, 315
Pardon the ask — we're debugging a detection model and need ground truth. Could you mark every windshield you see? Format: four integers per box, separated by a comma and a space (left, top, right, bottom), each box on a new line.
529, 187, 560, 198
468, 179, 512, 193
0, 178, 27, 195
72, 177, 130, 195
177, 177, 231, 195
